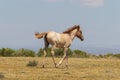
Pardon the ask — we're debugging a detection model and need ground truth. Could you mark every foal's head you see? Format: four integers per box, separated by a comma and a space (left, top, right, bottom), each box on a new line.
63, 25, 84, 41
75, 25, 84, 41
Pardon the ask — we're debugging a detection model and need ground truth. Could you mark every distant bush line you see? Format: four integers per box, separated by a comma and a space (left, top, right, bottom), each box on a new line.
0, 48, 120, 58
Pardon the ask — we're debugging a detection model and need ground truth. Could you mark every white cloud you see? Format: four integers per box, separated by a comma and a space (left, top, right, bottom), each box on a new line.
43, 0, 104, 7
46, 0, 59, 3
81, 0, 104, 7
44, 0, 63, 3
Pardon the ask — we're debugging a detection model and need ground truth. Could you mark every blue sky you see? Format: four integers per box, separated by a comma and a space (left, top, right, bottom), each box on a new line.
0, 0, 120, 50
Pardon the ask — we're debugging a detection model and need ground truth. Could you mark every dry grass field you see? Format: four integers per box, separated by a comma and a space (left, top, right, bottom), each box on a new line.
0, 57, 120, 80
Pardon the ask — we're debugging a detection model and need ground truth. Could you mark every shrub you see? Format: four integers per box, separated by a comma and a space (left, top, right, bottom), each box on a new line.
0, 73, 5, 79
0, 48, 15, 57
67, 48, 73, 57
98, 54, 104, 58
37, 48, 73, 57
26, 60, 38, 67
55, 48, 63, 57
104, 53, 114, 58
73, 50, 88, 58
37, 48, 51, 57
16, 48, 36, 57
114, 54, 120, 59
0, 48, 5, 56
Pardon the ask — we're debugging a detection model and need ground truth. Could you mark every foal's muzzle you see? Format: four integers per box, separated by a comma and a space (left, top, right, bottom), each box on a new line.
81, 38, 84, 41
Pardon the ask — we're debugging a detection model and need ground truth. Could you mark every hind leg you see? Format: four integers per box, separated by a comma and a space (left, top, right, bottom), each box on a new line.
42, 48, 47, 68
51, 45, 57, 68
42, 39, 49, 68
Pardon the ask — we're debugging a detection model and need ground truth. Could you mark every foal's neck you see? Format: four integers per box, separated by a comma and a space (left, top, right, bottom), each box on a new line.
69, 29, 77, 40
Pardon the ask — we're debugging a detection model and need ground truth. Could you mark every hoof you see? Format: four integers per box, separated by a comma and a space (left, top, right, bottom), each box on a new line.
42, 65, 45, 68
55, 64, 59, 68
54, 63, 57, 68
55, 66, 58, 68
56, 63, 61, 68
66, 65, 70, 69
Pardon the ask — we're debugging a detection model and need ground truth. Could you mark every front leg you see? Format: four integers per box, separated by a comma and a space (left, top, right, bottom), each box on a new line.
57, 47, 68, 67
65, 54, 70, 69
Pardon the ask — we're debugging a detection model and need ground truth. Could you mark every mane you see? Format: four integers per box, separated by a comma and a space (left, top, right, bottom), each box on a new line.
63, 25, 79, 33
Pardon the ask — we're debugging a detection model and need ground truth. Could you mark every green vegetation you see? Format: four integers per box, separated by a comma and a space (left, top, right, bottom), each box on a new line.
0, 48, 35, 57
0, 48, 120, 58
16, 48, 36, 57
26, 60, 38, 67
0, 48, 15, 57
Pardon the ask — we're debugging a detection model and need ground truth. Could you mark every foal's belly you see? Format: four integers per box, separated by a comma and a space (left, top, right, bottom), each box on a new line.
55, 40, 71, 48
55, 42, 65, 48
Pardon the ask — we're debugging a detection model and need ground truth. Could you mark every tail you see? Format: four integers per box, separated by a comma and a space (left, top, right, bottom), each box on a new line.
34, 32, 48, 39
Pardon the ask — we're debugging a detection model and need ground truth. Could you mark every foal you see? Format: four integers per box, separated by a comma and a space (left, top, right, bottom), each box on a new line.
35, 25, 84, 68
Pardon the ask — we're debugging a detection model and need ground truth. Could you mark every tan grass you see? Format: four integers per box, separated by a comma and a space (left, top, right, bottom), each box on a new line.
0, 57, 120, 80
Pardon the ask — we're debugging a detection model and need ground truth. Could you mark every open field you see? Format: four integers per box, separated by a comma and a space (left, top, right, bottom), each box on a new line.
0, 57, 120, 80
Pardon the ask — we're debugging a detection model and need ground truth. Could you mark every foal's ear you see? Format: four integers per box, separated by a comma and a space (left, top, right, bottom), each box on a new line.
77, 25, 80, 29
